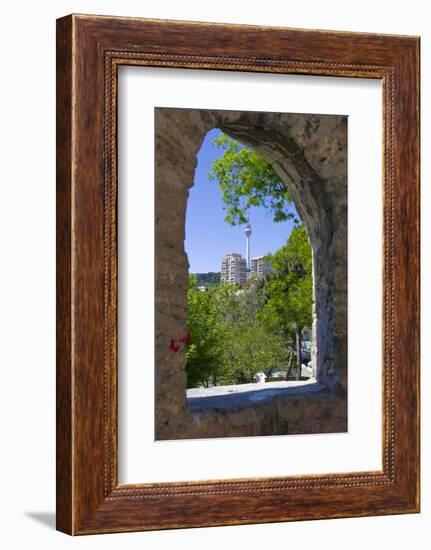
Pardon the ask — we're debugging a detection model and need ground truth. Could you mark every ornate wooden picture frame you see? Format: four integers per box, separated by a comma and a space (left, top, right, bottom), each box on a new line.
56, 14, 420, 535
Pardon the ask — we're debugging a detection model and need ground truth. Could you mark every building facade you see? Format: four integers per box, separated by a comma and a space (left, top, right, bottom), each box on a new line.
250, 256, 272, 278
221, 253, 248, 286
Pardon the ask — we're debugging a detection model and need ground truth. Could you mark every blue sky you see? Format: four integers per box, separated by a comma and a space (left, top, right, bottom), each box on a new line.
185, 129, 298, 273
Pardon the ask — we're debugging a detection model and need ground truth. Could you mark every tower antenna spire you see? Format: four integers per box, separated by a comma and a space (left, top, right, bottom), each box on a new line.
244, 214, 252, 269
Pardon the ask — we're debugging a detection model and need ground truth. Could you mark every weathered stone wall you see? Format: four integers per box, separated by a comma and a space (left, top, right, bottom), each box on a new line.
155, 108, 347, 440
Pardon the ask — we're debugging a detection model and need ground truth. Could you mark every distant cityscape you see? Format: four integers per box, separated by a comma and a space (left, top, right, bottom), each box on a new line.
221, 221, 272, 286
220, 252, 272, 286
194, 222, 272, 289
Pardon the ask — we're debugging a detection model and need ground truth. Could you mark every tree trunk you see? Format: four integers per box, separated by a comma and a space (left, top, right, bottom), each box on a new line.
295, 328, 302, 381
285, 349, 294, 380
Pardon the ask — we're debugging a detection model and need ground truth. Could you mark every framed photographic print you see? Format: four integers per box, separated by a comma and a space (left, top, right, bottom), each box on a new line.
56, 14, 420, 534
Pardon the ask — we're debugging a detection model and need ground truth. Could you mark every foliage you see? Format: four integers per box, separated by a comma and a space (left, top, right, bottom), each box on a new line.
220, 320, 286, 384
186, 278, 287, 387
260, 226, 313, 380
186, 275, 226, 388
193, 271, 221, 288
185, 137, 314, 388
208, 133, 297, 225
261, 226, 313, 336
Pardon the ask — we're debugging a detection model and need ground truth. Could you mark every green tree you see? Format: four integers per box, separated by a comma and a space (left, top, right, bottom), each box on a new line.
261, 226, 313, 380
193, 271, 221, 288
220, 319, 286, 385
186, 276, 289, 387
186, 276, 225, 388
209, 133, 297, 225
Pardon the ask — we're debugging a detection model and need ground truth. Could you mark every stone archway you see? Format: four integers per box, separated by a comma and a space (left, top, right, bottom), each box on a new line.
155, 107, 347, 440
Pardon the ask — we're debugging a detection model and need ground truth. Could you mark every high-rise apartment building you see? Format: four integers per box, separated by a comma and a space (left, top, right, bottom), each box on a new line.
250, 256, 272, 278
221, 253, 248, 286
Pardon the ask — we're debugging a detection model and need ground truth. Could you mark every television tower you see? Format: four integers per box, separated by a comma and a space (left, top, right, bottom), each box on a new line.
244, 221, 252, 269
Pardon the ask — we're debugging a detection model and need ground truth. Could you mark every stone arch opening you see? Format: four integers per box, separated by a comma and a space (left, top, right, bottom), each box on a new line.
155, 107, 347, 440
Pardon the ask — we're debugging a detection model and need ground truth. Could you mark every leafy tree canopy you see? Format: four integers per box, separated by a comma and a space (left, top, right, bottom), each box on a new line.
186, 275, 226, 388
209, 133, 297, 225
260, 226, 313, 336
186, 278, 287, 387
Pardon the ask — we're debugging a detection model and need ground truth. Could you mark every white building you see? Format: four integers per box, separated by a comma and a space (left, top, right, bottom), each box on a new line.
250, 256, 272, 278
221, 253, 248, 286
244, 223, 252, 268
